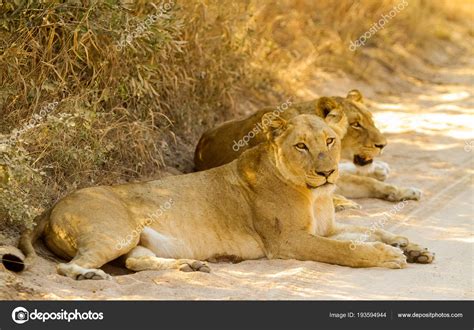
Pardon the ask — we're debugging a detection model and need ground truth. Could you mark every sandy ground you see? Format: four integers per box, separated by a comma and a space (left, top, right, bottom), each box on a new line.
0, 58, 472, 300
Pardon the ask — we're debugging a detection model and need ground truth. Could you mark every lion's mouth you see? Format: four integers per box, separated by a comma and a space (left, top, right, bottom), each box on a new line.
306, 181, 333, 189
354, 155, 373, 166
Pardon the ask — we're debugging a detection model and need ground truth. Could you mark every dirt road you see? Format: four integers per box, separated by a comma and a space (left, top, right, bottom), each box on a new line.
1, 58, 472, 300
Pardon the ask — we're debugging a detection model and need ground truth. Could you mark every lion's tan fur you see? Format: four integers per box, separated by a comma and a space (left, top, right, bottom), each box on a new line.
194, 90, 422, 205
194, 90, 385, 171
19, 114, 433, 280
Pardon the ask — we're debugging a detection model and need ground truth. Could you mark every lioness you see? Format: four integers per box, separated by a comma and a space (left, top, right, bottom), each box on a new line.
194, 90, 421, 205
19, 114, 433, 280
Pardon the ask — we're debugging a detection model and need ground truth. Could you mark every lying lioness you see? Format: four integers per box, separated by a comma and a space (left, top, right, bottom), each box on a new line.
194, 90, 421, 207
19, 114, 433, 280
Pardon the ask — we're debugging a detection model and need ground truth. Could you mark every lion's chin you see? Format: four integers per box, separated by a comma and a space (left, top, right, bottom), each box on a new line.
306, 182, 336, 197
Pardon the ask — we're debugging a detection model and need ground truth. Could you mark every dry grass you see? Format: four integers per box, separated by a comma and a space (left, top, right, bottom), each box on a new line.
0, 0, 472, 229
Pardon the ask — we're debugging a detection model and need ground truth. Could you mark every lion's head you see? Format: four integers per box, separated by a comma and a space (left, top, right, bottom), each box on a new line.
334, 90, 387, 166
262, 113, 340, 190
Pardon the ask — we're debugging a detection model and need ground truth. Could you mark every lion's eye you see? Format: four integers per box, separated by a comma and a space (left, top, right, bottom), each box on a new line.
326, 138, 334, 146
295, 143, 308, 151
351, 122, 361, 129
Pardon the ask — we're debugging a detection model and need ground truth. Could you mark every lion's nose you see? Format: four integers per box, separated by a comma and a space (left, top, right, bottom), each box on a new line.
375, 143, 386, 150
316, 169, 335, 178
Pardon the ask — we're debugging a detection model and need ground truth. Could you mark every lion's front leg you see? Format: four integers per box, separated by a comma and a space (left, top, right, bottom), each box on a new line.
272, 231, 407, 269
330, 224, 434, 264
339, 160, 390, 181
336, 173, 421, 202
330, 223, 409, 246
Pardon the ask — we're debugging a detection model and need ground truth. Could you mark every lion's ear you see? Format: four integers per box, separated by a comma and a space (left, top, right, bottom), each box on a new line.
346, 89, 364, 103
261, 112, 287, 139
317, 97, 345, 127
317, 97, 339, 117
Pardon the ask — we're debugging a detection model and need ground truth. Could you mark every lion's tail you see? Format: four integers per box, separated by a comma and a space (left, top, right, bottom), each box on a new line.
17, 209, 51, 270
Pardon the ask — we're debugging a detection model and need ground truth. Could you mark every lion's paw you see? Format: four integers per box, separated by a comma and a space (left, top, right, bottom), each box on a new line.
333, 195, 362, 212
402, 187, 422, 201
57, 263, 112, 280
387, 187, 422, 202
179, 260, 211, 273
389, 236, 409, 248
403, 243, 434, 264
76, 269, 111, 280
371, 242, 407, 269
370, 161, 390, 181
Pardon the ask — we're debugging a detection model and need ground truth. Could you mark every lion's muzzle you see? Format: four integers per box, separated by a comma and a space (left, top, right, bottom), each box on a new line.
354, 155, 373, 166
